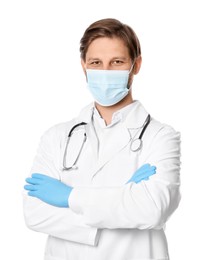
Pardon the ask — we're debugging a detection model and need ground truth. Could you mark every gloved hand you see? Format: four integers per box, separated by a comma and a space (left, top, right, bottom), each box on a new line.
126, 163, 156, 184
24, 173, 73, 208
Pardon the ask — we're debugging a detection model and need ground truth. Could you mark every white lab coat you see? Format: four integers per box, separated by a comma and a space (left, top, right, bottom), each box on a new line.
23, 101, 181, 260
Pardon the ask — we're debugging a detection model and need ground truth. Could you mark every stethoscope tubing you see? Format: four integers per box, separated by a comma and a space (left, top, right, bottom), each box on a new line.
62, 115, 151, 170
130, 114, 151, 152
62, 122, 87, 171
138, 114, 151, 140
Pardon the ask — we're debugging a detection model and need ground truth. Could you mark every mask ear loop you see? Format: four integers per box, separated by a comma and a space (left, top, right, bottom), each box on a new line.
127, 63, 135, 89
128, 63, 135, 75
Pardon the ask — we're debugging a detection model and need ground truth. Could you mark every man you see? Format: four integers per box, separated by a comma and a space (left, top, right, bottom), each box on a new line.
24, 18, 181, 260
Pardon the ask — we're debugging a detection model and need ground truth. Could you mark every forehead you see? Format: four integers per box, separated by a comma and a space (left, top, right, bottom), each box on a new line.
86, 37, 130, 59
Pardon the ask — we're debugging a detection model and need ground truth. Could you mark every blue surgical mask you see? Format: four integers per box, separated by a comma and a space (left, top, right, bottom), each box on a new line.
86, 67, 132, 106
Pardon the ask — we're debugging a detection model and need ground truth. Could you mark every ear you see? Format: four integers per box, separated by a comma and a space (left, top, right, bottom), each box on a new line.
133, 56, 142, 75
81, 59, 86, 75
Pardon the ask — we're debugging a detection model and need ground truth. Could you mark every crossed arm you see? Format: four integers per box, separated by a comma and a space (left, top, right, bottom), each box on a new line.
24, 164, 157, 208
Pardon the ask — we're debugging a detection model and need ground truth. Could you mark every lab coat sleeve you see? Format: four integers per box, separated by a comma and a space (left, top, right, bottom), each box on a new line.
23, 126, 99, 246
69, 126, 181, 229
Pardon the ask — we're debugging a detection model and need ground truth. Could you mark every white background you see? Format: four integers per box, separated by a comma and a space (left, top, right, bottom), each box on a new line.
0, 0, 203, 259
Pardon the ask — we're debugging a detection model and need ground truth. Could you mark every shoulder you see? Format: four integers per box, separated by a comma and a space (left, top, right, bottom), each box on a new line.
40, 103, 94, 142
144, 117, 181, 155
134, 100, 180, 140
139, 116, 181, 164
149, 117, 180, 139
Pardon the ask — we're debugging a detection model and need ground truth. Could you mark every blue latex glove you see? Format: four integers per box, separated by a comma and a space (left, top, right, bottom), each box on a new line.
126, 163, 156, 184
24, 173, 73, 208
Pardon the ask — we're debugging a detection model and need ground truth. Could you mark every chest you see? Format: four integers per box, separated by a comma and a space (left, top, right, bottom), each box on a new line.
57, 123, 145, 187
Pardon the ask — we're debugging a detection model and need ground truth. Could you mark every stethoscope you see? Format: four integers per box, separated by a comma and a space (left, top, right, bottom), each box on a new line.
130, 114, 151, 152
62, 114, 151, 171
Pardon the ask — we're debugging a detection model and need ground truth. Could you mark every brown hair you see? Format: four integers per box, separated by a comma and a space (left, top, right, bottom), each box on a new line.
80, 18, 141, 62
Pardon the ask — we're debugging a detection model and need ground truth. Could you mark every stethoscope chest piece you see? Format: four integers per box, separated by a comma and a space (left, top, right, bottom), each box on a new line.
130, 138, 142, 152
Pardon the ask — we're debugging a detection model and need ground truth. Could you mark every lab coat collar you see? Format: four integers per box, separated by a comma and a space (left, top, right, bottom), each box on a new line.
123, 101, 149, 129
77, 102, 95, 124
77, 101, 149, 130
93, 101, 137, 129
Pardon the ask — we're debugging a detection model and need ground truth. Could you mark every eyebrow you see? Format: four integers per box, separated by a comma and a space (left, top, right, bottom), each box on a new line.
112, 57, 128, 60
87, 57, 128, 61
87, 58, 101, 61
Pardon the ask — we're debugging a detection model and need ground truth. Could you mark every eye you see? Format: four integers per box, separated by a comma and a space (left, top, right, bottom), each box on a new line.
112, 60, 124, 65
88, 60, 101, 66
92, 61, 100, 65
